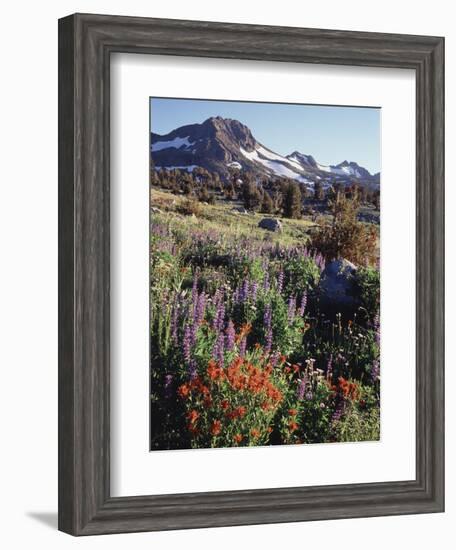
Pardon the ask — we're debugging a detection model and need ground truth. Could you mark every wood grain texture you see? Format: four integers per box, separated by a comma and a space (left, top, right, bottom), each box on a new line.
58, 13, 445, 536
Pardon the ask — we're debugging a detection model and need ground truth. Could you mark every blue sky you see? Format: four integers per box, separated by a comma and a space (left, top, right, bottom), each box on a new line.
150, 97, 381, 174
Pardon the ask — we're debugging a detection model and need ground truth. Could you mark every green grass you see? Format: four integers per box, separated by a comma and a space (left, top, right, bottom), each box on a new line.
151, 187, 318, 248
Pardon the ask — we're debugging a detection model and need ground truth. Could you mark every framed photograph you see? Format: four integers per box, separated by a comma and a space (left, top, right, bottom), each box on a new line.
58, 13, 444, 535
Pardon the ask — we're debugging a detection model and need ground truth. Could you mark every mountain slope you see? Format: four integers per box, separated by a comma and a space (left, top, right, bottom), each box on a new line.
151, 116, 379, 187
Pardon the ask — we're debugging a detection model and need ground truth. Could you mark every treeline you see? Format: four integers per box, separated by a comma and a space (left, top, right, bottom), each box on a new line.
151, 165, 380, 219
151, 166, 223, 204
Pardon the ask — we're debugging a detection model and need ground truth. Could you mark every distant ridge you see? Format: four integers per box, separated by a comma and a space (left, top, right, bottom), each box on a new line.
151, 116, 380, 188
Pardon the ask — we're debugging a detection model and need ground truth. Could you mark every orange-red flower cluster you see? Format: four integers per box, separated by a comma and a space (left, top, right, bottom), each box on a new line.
288, 421, 299, 432
178, 376, 210, 401
186, 410, 200, 424
226, 357, 248, 390
210, 420, 222, 436
223, 357, 283, 406
225, 405, 246, 420
331, 377, 359, 400
235, 322, 252, 344
207, 360, 225, 382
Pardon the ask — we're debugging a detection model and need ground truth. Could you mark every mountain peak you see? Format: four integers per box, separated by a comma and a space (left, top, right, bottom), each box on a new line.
150, 118, 379, 187
332, 160, 373, 179
287, 151, 317, 168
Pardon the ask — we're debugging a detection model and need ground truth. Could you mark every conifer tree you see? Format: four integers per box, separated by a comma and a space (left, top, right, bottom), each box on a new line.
283, 181, 302, 219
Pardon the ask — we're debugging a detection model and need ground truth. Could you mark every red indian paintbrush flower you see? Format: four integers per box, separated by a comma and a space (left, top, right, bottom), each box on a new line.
210, 420, 222, 436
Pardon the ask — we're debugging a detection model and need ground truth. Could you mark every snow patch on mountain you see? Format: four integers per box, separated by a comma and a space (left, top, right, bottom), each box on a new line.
317, 163, 365, 178
286, 156, 306, 171
151, 136, 194, 152
240, 147, 297, 179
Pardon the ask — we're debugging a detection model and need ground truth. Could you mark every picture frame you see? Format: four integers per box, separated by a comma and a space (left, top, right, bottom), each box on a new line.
58, 13, 444, 535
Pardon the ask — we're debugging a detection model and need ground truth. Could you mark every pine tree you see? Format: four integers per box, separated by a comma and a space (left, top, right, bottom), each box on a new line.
283, 181, 302, 219
314, 181, 325, 201
261, 191, 274, 214
242, 176, 261, 211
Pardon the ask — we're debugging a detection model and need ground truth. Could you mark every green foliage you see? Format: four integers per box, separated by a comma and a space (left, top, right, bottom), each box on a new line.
332, 400, 380, 442
355, 266, 380, 321
282, 255, 321, 299
308, 189, 378, 266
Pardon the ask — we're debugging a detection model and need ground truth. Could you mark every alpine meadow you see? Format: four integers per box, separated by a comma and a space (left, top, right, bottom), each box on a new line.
149, 98, 381, 451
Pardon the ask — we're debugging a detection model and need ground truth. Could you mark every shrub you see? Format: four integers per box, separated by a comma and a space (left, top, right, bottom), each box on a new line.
308, 190, 378, 266
176, 198, 202, 217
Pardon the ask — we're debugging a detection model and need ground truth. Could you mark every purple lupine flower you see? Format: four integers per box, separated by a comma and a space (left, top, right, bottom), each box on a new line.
287, 296, 296, 322
331, 401, 345, 423
315, 253, 326, 272
213, 299, 225, 332
270, 351, 279, 368
370, 359, 380, 382
225, 320, 235, 351
298, 291, 307, 317
277, 270, 284, 293
183, 324, 192, 364
240, 279, 250, 303
264, 304, 273, 353
188, 360, 197, 380
326, 353, 333, 380
213, 288, 221, 308
297, 376, 307, 400
213, 332, 225, 367
195, 292, 206, 325
233, 287, 240, 304
263, 271, 270, 292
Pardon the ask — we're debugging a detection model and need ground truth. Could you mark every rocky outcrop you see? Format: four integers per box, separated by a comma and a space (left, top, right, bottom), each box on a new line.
258, 218, 283, 232
318, 258, 359, 311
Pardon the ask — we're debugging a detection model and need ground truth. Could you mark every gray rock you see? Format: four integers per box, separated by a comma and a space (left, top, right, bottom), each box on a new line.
258, 218, 283, 232
318, 258, 359, 310
233, 206, 248, 215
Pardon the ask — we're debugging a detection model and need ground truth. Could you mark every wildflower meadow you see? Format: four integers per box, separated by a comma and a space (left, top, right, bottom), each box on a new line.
149, 183, 380, 450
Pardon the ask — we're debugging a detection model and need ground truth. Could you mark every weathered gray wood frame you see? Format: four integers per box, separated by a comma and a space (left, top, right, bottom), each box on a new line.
58, 13, 444, 535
